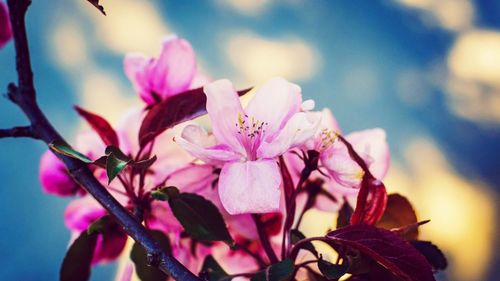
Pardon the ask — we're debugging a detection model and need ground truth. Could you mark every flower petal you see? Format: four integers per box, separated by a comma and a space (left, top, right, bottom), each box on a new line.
165, 164, 216, 195
321, 128, 390, 188
322, 147, 364, 188
258, 112, 320, 158
175, 124, 240, 163
320, 108, 341, 133
244, 77, 302, 138
153, 35, 196, 98
39, 150, 83, 197
123, 54, 154, 104
204, 79, 245, 154
346, 128, 390, 179
64, 197, 106, 232
218, 160, 281, 214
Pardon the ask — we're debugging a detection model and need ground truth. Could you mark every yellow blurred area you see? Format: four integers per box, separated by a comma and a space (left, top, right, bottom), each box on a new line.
449, 31, 500, 86
49, 18, 89, 69
300, 138, 497, 281
445, 30, 500, 124
396, 0, 474, 31
226, 32, 320, 85
79, 0, 169, 55
78, 72, 139, 126
385, 139, 496, 281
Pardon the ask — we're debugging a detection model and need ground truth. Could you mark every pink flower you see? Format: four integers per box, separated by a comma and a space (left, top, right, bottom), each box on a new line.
285, 109, 390, 212
176, 78, 320, 215
321, 128, 390, 189
0, 1, 12, 49
124, 35, 197, 105
39, 150, 84, 197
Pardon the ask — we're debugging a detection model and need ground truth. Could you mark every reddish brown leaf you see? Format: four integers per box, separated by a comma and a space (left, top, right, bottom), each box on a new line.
327, 224, 435, 281
75, 106, 119, 147
376, 193, 419, 240
138, 87, 252, 147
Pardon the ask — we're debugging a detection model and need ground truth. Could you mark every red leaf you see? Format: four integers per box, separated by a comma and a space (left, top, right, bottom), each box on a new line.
74, 106, 119, 147
138, 87, 252, 147
261, 212, 283, 236
327, 224, 435, 281
350, 174, 387, 225
376, 193, 419, 239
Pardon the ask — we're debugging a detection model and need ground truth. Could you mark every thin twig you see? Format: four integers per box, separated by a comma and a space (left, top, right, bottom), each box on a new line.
3, 0, 200, 279
0, 126, 38, 139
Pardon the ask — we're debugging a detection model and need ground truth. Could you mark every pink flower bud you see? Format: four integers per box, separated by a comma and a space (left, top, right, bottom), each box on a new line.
124, 35, 197, 105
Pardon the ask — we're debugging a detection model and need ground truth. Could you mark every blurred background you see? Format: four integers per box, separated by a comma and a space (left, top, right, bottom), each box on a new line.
0, 0, 499, 280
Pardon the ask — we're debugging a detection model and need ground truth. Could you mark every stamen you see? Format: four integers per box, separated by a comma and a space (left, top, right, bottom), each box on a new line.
235, 112, 268, 160
318, 128, 338, 150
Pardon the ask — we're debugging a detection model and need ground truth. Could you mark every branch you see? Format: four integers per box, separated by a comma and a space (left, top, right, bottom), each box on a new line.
4, 0, 200, 280
0, 126, 38, 139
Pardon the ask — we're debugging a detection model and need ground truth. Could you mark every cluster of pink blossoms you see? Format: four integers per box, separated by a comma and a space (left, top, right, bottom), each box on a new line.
39, 36, 389, 279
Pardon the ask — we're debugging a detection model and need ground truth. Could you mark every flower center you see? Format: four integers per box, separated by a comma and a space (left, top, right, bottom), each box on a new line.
235, 112, 268, 160
318, 128, 338, 151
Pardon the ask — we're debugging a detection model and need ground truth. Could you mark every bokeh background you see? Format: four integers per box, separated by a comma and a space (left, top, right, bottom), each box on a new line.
0, 0, 499, 280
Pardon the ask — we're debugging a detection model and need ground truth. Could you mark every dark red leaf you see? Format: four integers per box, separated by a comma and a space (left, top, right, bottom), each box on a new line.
86, 0, 106, 15
138, 86, 252, 147
376, 193, 419, 240
279, 156, 295, 234
336, 200, 353, 229
350, 175, 387, 225
75, 106, 119, 147
60, 231, 98, 281
410, 241, 447, 271
327, 224, 435, 281
261, 212, 283, 236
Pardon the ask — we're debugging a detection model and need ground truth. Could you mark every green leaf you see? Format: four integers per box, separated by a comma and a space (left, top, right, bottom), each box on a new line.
105, 146, 131, 184
49, 140, 92, 163
290, 229, 318, 257
60, 231, 98, 281
199, 255, 229, 281
317, 259, 349, 280
151, 186, 180, 201
251, 259, 294, 281
169, 192, 234, 245
130, 230, 170, 281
